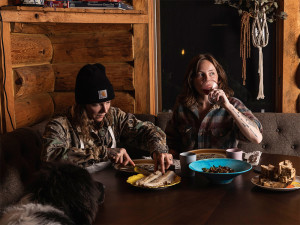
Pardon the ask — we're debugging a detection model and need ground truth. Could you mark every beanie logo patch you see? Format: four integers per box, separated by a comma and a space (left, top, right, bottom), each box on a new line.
98, 90, 107, 99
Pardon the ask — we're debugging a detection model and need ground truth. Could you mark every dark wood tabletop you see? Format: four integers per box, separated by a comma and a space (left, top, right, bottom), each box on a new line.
92, 153, 300, 225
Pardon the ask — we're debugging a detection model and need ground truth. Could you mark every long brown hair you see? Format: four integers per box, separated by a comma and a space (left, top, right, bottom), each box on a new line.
70, 104, 113, 142
177, 53, 234, 108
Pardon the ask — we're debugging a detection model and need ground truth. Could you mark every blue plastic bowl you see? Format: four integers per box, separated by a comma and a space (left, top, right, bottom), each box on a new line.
189, 158, 252, 184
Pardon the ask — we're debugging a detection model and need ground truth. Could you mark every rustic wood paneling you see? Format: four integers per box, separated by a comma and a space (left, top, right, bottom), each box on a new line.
133, 0, 148, 13
0, 8, 147, 24
277, 0, 300, 112
147, 0, 156, 114
156, 0, 162, 112
1, 22, 15, 132
0, 1, 8, 7
112, 92, 135, 113
133, 23, 149, 114
15, 93, 54, 128
51, 31, 133, 63
50, 91, 134, 115
53, 63, 134, 91
0, 3, 152, 132
11, 33, 52, 65
12, 23, 132, 34
14, 64, 55, 98
50, 92, 75, 115
132, 0, 151, 114
0, 42, 4, 133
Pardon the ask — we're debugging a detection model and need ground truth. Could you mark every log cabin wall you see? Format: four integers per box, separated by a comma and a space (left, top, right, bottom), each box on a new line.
0, 0, 155, 133
11, 23, 135, 128
1, 0, 299, 133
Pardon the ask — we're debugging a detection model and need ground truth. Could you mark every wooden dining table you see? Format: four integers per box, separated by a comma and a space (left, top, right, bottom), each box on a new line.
92, 153, 300, 225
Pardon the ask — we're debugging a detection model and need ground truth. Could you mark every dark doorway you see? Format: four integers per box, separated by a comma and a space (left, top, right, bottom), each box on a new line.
160, 0, 276, 112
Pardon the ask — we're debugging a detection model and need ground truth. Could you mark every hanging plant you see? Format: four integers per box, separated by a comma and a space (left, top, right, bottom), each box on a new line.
214, 0, 287, 22
214, 0, 287, 100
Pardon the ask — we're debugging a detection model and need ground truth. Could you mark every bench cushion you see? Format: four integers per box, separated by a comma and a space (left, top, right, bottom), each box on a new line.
238, 113, 300, 156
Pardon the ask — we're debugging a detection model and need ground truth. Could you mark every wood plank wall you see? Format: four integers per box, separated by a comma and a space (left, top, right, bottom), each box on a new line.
10, 22, 135, 128
276, 0, 300, 112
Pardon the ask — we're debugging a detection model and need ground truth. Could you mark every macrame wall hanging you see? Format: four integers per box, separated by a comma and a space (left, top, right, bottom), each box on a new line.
240, 11, 251, 86
251, 2, 269, 100
240, 1, 269, 100
215, 0, 287, 101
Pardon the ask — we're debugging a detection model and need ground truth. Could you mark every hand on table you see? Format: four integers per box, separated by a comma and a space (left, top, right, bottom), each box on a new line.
108, 148, 135, 167
153, 151, 174, 174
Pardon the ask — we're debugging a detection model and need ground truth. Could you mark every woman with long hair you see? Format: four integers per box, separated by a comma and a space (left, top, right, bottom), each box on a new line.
165, 53, 262, 158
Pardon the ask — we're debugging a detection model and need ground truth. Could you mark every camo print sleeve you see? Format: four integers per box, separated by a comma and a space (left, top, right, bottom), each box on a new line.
42, 116, 109, 167
112, 108, 168, 155
42, 117, 76, 162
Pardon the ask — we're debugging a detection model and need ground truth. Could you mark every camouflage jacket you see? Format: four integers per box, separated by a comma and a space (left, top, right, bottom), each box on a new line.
165, 97, 263, 153
42, 107, 168, 167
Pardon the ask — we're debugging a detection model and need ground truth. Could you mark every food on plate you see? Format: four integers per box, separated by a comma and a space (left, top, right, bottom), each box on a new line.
114, 159, 155, 173
144, 171, 177, 188
135, 171, 162, 186
114, 164, 135, 172
135, 164, 155, 175
202, 165, 235, 173
259, 160, 296, 188
196, 153, 225, 160
134, 170, 176, 188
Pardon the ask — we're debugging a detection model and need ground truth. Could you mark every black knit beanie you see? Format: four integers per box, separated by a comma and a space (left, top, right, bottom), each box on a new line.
75, 63, 115, 104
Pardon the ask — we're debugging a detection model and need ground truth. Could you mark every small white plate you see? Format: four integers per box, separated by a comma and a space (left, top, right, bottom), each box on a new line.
251, 175, 300, 192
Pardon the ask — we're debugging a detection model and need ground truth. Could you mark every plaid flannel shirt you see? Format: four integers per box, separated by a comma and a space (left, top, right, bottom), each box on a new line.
165, 97, 262, 153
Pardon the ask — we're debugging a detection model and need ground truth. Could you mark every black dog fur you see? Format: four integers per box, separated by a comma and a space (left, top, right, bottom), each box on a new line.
0, 161, 104, 225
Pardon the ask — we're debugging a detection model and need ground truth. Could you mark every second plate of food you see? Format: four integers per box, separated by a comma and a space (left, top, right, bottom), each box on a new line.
188, 149, 226, 160
251, 176, 300, 192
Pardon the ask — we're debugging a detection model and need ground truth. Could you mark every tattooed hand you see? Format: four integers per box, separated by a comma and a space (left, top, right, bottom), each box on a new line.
108, 148, 135, 166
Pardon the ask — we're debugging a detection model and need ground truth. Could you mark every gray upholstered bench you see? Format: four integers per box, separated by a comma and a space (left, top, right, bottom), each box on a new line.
239, 113, 300, 157
156, 112, 300, 157
30, 112, 300, 157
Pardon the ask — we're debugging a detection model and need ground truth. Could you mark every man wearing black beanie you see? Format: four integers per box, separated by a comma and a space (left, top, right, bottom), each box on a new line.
42, 63, 173, 173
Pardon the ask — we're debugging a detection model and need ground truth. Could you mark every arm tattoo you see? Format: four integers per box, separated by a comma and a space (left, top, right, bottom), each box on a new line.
231, 106, 258, 137
242, 122, 258, 138
245, 118, 258, 128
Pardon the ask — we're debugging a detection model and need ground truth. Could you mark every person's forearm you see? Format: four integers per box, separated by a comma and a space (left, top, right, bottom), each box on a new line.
225, 104, 262, 143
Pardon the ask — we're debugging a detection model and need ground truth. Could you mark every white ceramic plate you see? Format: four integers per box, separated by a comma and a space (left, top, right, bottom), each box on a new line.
251, 175, 300, 192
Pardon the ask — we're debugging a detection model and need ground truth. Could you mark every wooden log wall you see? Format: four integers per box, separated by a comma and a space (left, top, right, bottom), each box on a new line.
10, 22, 135, 128
276, 0, 300, 113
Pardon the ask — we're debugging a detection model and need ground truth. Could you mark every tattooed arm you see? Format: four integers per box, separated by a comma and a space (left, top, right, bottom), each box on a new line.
211, 89, 262, 144
225, 104, 262, 143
